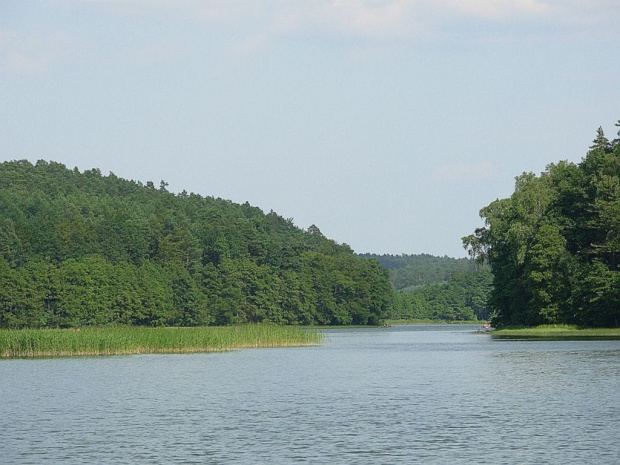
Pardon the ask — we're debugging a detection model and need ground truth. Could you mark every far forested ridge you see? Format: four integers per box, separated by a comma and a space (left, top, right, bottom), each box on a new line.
359, 253, 493, 322
0, 160, 393, 328
358, 253, 478, 291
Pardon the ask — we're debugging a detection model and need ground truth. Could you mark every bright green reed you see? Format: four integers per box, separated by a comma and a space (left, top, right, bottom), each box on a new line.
0, 325, 323, 358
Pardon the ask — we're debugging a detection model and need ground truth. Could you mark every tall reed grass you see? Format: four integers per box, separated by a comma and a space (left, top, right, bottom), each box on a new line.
0, 325, 323, 358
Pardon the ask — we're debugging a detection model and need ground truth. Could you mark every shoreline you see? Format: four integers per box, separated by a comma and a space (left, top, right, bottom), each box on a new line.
491, 325, 620, 340
385, 319, 482, 326
0, 325, 323, 359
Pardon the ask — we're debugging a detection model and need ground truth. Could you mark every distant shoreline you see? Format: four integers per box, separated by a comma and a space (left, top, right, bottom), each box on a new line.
491, 325, 620, 340
385, 319, 482, 325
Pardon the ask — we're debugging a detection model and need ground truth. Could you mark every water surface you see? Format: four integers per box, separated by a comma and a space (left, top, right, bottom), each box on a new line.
1, 325, 618, 464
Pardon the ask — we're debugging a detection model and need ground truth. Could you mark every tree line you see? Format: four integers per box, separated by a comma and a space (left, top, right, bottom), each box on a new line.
463, 121, 620, 327
359, 253, 492, 321
358, 253, 479, 291
390, 270, 493, 322
0, 160, 393, 328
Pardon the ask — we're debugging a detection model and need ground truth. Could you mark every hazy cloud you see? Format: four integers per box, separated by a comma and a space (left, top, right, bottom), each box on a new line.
0, 30, 74, 75
434, 0, 552, 21
60, 1, 619, 40
42, 0, 618, 66
270, 1, 423, 39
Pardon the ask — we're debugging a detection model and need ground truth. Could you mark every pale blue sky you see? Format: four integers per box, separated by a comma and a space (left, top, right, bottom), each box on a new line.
1, 1, 619, 257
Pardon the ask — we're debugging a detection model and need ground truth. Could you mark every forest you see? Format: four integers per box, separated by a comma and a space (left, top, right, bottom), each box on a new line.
0, 160, 393, 328
357, 253, 477, 291
10, 122, 616, 332
463, 121, 620, 328
359, 253, 492, 321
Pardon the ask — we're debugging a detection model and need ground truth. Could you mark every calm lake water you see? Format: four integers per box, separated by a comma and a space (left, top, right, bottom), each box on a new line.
1, 325, 619, 464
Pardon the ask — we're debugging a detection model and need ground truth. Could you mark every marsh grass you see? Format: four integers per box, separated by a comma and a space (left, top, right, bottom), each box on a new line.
0, 325, 323, 358
491, 324, 620, 339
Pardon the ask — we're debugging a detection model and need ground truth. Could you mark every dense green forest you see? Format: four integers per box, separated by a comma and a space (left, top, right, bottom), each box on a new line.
390, 270, 493, 322
359, 253, 492, 321
463, 121, 620, 328
0, 160, 393, 328
358, 253, 478, 291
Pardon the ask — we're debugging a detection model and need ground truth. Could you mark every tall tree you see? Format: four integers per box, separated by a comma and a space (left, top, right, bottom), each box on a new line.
464, 121, 620, 327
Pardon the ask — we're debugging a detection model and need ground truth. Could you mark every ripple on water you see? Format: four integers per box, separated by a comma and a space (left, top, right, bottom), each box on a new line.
1, 325, 619, 464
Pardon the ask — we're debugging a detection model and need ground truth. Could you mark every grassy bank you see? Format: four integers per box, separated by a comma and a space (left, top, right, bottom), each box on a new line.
0, 325, 323, 358
491, 324, 620, 339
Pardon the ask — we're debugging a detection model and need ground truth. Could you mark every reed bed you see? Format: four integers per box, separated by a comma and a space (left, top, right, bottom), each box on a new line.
0, 325, 323, 358
491, 324, 620, 339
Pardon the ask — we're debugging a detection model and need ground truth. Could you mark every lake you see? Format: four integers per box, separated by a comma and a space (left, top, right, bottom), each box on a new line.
1, 324, 619, 464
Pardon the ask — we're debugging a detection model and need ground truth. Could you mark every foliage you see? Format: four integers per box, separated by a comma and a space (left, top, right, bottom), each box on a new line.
463, 121, 620, 327
0, 160, 393, 328
358, 253, 478, 290
389, 270, 493, 322
359, 253, 492, 322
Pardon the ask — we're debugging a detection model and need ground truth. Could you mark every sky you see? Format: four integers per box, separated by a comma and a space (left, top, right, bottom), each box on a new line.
1, 1, 619, 258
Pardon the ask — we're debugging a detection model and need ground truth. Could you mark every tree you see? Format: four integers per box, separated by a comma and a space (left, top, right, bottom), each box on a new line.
0, 159, 394, 328
590, 126, 611, 151
464, 121, 620, 327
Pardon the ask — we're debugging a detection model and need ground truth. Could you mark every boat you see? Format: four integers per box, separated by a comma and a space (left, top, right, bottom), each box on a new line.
479, 323, 494, 332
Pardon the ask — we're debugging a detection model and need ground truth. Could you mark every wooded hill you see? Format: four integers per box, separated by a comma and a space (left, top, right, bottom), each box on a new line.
463, 122, 620, 328
0, 160, 392, 328
359, 253, 492, 321
358, 253, 477, 292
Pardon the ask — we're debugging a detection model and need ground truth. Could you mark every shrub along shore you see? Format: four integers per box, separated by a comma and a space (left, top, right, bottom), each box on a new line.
0, 325, 323, 358
491, 325, 620, 339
